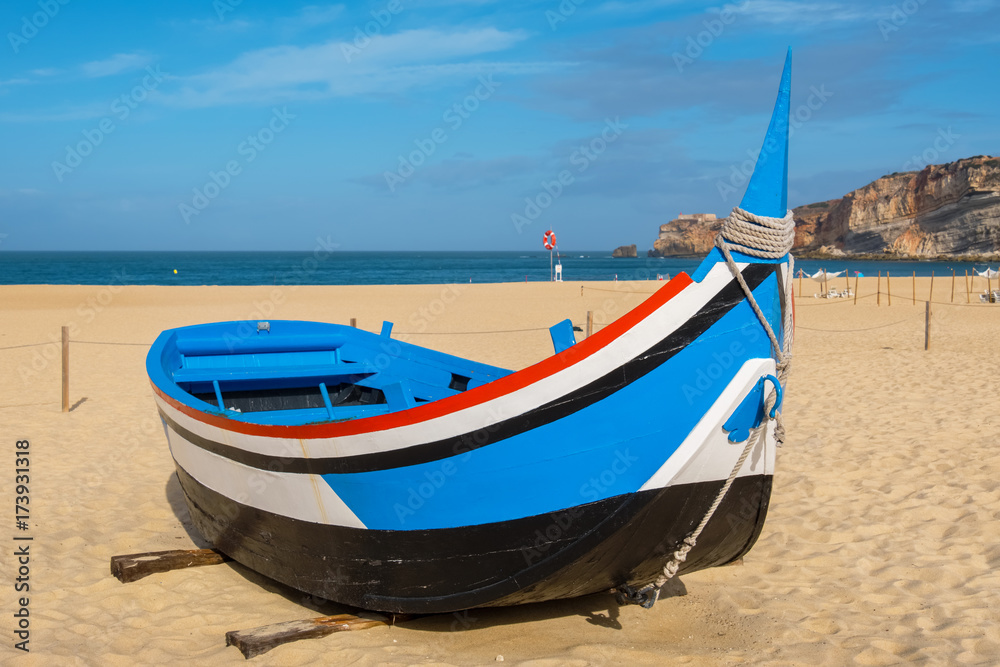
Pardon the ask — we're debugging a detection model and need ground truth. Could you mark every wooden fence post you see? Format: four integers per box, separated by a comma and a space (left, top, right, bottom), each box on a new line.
887, 271, 892, 306
912, 271, 916, 306
929, 271, 934, 303
62, 326, 69, 412
951, 269, 955, 303
966, 270, 970, 303
877, 271, 881, 306
350, 318, 357, 328
854, 273, 859, 305
924, 301, 931, 351
586, 311, 593, 338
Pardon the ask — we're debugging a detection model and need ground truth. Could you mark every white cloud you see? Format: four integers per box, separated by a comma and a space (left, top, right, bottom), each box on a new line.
951, 0, 994, 11
185, 5, 343, 34
80, 53, 152, 78
295, 4, 344, 26
596, 0, 686, 14
159, 27, 557, 108
0, 103, 110, 123
725, 0, 871, 24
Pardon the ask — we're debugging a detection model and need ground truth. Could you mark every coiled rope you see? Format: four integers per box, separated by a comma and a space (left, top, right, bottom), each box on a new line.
616, 206, 796, 609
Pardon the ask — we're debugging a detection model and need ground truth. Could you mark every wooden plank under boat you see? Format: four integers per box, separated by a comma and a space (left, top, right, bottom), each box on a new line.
146, 52, 796, 614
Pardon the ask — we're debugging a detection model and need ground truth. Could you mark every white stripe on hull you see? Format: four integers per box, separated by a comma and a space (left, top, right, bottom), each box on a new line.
640, 359, 776, 492
166, 427, 366, 528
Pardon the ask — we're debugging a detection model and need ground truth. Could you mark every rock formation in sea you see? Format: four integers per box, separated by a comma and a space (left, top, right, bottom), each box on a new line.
650, 156, 1000, 259
612, 244, 638, 258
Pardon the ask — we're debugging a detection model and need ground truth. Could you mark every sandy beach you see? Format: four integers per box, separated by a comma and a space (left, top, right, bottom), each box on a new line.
2, 275, 999, 665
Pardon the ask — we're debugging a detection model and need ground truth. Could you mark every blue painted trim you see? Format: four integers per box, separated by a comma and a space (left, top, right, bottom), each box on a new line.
380, 321, 394, 337
549, 319, 577, 354
722, 371, 781, 443
763, 374, 782, 417
319, 382, 335, 419
212, 380, 225, 411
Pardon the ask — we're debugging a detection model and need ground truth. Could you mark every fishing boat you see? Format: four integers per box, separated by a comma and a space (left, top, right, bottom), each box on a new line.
147, 52, 796, 614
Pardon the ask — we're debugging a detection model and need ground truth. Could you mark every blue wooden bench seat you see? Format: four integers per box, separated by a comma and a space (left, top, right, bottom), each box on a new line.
172, 362, 376, 386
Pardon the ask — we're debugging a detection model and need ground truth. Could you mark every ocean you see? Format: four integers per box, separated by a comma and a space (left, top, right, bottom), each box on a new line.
0, 251, 991, 286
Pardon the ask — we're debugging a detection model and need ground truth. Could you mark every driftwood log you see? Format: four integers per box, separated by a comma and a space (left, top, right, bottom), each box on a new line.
110, 548, 230, 583
226, 613, 413, 659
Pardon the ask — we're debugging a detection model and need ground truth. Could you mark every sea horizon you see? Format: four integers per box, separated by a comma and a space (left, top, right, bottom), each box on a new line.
1, 250, 994, 286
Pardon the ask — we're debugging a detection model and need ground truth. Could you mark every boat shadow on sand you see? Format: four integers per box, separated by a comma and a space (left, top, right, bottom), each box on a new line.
164, 472, 687, 633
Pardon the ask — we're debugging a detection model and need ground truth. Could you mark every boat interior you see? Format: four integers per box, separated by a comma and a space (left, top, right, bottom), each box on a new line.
157, 319, 521, 425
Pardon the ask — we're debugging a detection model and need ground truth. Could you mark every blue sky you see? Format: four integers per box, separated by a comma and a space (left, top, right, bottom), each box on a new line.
1, 0, 997, 251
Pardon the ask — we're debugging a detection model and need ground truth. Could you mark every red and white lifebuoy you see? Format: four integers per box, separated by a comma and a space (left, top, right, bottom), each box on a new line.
543, 230, 556, 250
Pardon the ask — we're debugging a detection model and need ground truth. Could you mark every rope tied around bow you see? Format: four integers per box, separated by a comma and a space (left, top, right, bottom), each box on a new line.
615, 207, 795, 608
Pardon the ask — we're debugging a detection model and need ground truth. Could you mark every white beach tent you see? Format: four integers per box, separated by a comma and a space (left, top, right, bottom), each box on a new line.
795, 269, 845, 281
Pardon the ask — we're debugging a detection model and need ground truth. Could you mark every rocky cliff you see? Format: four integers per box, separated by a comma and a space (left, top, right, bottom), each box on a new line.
794, 156, 1000, 257
650, 213, 720, 257
612, 244, 637, 258
650, 156, 1000, 258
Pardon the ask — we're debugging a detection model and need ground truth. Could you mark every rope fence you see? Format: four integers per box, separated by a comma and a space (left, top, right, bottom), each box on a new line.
3, 283, 991, 413
795, 317, 919, 333
580, 285, 659, 295
795, 290, 1000, 309
398, 327, 550, 335
0, 342, 53, 351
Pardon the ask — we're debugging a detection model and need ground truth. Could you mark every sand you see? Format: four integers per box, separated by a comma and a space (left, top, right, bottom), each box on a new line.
2, 274, 999, 665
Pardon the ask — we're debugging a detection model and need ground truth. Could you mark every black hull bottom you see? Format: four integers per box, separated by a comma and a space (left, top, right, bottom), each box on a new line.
175, 465, 772, 614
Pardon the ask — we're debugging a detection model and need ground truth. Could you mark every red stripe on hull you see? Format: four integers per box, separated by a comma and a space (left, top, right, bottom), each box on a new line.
152, 273, 694, 439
